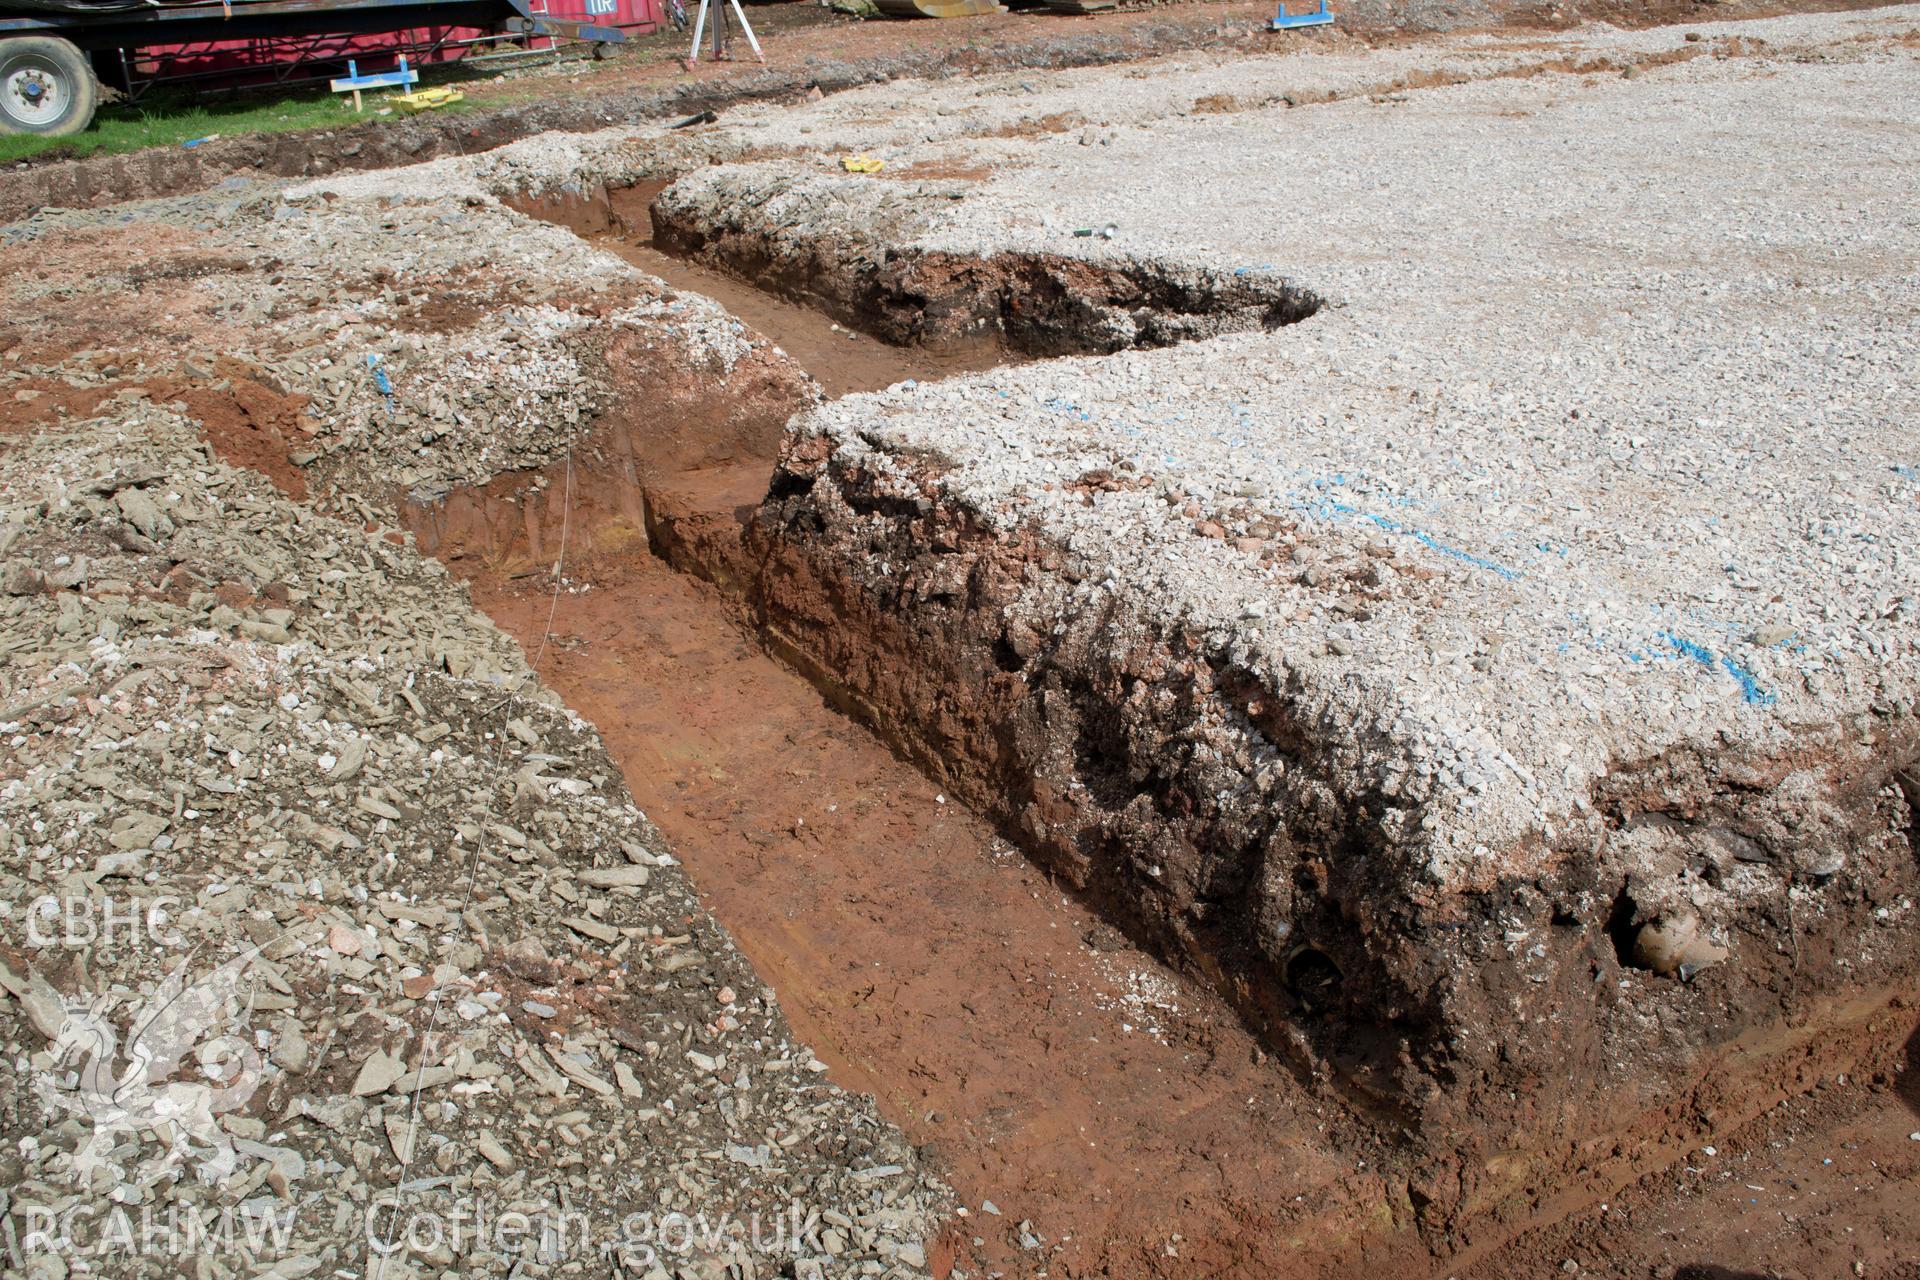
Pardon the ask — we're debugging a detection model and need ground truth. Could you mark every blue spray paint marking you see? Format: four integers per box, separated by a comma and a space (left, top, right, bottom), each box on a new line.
365, 354, 395, 416
1665, 632, 1715, 666
1719, 656, 1776, 706
1320, 500, 1522, 580
1404, 527, 1521, 579
1661, 631, 1775, 706
1895, 465, 1920, 483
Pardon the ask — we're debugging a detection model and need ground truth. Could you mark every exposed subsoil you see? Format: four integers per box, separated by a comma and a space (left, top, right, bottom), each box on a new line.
1462, 1051, 1920, 1279
510, 182, 1017, 395
392, 199, 1920, 1277
462, 527, 1402, 1280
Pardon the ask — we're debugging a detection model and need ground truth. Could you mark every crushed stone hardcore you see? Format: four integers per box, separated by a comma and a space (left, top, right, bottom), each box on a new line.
0, 414, 945, 1277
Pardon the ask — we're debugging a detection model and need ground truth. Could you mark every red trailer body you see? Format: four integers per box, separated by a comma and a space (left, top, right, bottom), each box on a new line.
121, 0, 659, 89
0, 0, 641, 136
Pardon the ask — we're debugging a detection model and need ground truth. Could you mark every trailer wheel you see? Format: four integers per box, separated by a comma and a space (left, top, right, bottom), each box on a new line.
0, 36, 98, 137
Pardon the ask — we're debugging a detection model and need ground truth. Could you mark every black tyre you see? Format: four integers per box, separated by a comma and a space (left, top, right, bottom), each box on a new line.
0, 36, 98, 137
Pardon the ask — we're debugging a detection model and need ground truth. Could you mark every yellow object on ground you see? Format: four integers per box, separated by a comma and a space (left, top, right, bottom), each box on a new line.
841, 155, 885, 173
394, 87, 465, 111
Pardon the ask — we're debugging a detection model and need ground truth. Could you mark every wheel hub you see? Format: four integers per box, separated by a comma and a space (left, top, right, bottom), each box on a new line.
4, 64, 63, 126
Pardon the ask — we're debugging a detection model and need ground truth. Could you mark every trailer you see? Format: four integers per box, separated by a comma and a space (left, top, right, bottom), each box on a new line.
0, 0, 639, 137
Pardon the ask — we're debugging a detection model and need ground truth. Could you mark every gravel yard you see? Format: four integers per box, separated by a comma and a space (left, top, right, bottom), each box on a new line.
2, 5, 1916, 1278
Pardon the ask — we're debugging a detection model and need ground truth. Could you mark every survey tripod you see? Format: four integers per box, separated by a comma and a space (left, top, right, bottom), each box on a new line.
686, 0, 761, 65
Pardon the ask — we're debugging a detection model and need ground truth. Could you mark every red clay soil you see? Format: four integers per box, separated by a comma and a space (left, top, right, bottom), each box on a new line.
459, 532, 1403, 1280
163, 360, 315, 499
1464, 1054, 1920, 1279
430, 476, 1920, 1280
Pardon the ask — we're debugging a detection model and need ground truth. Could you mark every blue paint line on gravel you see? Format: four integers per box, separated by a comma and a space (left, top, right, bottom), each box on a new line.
1661, 631, 1775, 706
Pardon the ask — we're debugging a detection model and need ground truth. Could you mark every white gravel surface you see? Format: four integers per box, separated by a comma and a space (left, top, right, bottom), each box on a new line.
780, 7, 1920, 889
296, 8, 1918, 206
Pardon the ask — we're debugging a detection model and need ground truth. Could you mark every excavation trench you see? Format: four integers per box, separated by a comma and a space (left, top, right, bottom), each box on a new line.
510, 181, 1323, 369
391, 189, 1919, 1276
506, 183, 1024, 398
394, 191, 1405, 1280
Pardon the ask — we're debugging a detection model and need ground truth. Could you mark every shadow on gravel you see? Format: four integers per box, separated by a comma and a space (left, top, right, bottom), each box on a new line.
1674, 1267, 1778, 1280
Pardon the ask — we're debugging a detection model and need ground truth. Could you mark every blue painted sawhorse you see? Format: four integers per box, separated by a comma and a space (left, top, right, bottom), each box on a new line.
330, 57, 420, 112
1269, 0, 1333, 30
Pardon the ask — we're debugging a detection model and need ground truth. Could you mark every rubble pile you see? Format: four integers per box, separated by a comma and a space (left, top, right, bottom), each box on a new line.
0, 412, 945, 1277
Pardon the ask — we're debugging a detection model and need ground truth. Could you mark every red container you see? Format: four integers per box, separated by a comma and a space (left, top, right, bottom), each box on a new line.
548, 0, 663, 30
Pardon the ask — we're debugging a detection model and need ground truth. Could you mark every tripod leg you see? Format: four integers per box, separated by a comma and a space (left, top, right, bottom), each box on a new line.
688, 0, 708, 63
728, 0, 764, 62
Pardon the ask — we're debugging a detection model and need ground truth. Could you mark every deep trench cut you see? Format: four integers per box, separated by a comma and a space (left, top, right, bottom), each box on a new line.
508, 183, 1020, 398
388, 184, 1451, 1280
405, 183, 1919, 1254
649, 178, 1324, 358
